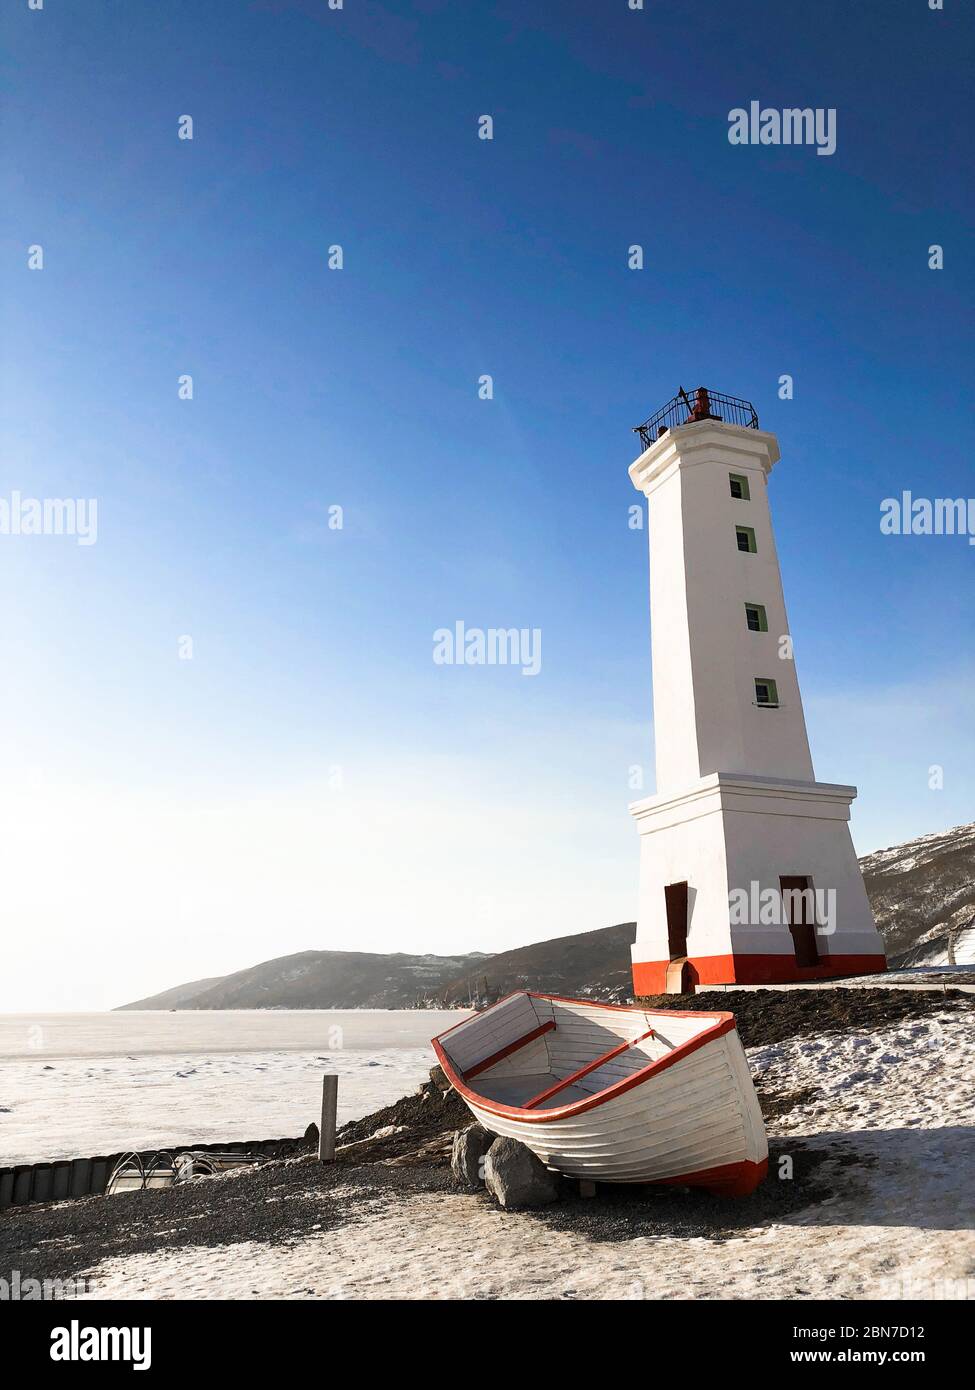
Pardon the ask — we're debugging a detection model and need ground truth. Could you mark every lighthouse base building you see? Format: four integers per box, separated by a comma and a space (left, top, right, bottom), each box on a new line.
626, 391, 886, 994
630, 773, 886, 994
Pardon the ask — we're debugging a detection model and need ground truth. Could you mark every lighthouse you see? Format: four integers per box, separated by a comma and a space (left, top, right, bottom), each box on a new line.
628, 388, 887, 994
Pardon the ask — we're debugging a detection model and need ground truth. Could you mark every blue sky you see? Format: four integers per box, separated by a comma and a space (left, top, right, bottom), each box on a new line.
1, 1, 972, 1008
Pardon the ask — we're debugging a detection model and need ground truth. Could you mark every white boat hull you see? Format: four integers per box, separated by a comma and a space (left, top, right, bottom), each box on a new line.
433, 992, 767, 1195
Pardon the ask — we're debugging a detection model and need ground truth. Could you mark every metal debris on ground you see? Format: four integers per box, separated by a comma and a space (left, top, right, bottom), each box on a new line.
106, 1149, 266, 1196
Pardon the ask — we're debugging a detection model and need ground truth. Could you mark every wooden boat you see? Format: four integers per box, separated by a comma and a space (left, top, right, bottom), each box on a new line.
432, 992, 767, 1195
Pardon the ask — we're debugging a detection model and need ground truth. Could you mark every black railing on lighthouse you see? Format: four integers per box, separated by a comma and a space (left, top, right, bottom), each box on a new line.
633, 387, 759, 453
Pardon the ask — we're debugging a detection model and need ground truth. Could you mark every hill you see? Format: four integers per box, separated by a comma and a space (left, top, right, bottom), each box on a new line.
117, 930, 632, 1011
860, 821, 975, 966
118, 949, 490, 1011
435, 922, 635, 1005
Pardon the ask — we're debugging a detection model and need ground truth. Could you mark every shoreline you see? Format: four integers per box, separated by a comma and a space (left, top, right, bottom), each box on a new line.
2, 988, 972, 1300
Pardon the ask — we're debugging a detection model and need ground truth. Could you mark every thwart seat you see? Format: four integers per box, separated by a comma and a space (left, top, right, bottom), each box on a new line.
461, 1017, 661, 1110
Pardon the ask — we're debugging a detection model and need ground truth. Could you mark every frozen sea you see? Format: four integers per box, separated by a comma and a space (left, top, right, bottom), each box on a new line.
0, 1010, 468, 1166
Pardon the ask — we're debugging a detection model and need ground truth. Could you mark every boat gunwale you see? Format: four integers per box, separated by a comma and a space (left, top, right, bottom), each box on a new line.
432, 991, 738, 1124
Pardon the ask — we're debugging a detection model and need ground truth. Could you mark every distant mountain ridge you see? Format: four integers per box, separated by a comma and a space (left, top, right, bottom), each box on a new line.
118, 822, 975, 1009
119, 949, 492, 1011
119, 974, 226, 1011
860, 821, 975, 967
437, 922, 636, 1006
117, 928, 634, 1011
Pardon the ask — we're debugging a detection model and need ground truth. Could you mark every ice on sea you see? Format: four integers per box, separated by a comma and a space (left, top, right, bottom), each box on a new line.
0, 1010, 465, 1165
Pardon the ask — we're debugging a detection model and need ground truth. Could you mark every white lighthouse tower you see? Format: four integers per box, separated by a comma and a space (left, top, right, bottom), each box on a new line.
628, 388, 886, 995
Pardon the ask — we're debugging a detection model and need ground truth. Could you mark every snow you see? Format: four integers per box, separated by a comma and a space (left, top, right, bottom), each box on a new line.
70, 1010, 975, 1300
0, 1049, 441, 1164
0, 1010, 465, 1165
860, 820, 975, 872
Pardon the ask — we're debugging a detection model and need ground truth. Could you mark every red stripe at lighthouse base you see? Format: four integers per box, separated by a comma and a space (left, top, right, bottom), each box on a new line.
631, 952, 887, 996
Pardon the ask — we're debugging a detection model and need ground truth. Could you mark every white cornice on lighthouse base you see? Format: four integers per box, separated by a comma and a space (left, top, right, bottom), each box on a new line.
630, 773, 859, 834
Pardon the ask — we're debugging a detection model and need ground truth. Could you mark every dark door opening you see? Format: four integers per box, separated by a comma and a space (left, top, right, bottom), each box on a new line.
780, 875, 819, 967
664, 881, 689, 961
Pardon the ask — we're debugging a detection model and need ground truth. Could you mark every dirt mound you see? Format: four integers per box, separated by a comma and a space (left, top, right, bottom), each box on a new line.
635, 986, 973, 1049
335, 1079, 471, 1163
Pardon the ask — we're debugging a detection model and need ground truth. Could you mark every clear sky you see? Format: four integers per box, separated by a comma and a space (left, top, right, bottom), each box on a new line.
1, 1, 972, 1010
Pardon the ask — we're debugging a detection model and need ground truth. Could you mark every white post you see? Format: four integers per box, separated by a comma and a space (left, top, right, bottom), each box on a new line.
319, 1074, 338, 1163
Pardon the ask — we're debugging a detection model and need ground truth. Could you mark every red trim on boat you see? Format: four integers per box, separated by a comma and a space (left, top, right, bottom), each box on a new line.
460, 1020, 555, 1081
631, 952, 888, 995
445, 987, 732, 1021
522, 1028, 656, 1110
655, 1156, 768, 1197
528, 989, 739, 1018
432, 993, 737, 1124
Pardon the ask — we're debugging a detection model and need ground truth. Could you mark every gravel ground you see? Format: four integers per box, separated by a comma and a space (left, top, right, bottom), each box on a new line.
636, 985, 975, 1048
0, 1134, 851, 1286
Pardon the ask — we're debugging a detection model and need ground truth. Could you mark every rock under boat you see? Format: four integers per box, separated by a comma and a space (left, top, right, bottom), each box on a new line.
432, 991, 767, 1195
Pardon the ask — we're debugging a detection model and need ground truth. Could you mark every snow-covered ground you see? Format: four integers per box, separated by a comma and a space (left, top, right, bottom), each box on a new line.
1, 1048, 444, 1164
72, 1009, 975, 1300
0, 1011, 464, 1165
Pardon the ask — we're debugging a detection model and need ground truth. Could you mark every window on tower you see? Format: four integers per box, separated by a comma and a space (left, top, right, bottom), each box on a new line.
745, 602, 768, 632
736, 525, 757, 553
754, 677, 779, 707
729, 472, 750, 500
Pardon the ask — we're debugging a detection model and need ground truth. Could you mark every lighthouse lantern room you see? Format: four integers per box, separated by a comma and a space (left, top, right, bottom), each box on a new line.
628, 388, 887, 995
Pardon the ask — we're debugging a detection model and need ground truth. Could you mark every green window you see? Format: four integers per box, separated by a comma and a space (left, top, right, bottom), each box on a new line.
754, 677, 779, 707
729, 472, 750, 501
736, 525, 757, 554
745, 602, 768, 632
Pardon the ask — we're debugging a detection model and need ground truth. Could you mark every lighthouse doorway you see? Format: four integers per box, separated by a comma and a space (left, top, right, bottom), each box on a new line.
780, 876, 819, 967
664, 882, 689, 960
